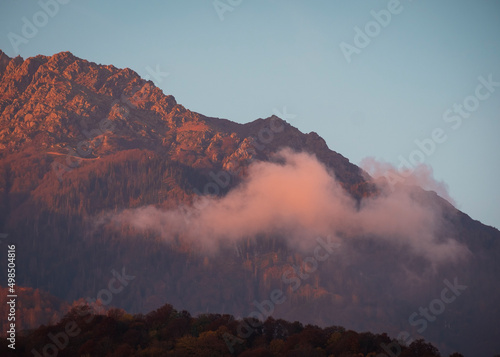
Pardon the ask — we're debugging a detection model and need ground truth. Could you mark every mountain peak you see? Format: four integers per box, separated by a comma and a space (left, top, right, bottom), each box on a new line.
0, 50, 12, 79
0, 50, 370, 197
53, 50, 75, 59
0, 49, 9, 60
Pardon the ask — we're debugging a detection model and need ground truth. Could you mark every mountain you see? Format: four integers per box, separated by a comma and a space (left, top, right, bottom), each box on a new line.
0, 50, 499, 356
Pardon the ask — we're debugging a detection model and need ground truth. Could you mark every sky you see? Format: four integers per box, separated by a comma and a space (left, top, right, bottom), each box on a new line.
0, 0, 499, 229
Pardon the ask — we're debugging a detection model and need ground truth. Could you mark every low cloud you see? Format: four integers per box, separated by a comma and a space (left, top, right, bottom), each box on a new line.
110, 149, 466, 262
360, 157, 455, 205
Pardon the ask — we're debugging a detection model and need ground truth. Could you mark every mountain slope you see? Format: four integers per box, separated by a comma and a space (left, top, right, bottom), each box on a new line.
0, 50, 499, 356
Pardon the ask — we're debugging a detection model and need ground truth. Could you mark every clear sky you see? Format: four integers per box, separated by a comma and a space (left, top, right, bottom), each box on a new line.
1, 0, 499, 229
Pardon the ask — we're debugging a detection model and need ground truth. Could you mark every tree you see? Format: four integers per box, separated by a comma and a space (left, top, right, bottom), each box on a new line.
405, 339, 440, 357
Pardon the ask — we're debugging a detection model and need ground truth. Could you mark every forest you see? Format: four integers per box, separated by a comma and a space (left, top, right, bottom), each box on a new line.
0, 302, 462, 357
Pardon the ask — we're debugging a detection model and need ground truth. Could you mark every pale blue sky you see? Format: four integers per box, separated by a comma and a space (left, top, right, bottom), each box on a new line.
1, 0, 499, 229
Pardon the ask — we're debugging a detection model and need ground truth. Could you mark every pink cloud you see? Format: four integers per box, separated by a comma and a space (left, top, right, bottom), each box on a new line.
112, 149, 466, 262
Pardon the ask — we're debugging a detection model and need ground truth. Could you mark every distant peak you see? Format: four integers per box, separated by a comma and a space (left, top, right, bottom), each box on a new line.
47, 51, 78, 66
0, 49, 10, 61
267, 114, 288, 125
52, 51, 76, 60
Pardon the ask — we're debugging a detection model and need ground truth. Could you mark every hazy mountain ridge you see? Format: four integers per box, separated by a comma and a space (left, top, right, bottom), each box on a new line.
0, 51, 499, 356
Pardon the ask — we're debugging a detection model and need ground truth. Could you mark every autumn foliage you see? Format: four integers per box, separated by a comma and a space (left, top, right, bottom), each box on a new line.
0, 302, 447, 357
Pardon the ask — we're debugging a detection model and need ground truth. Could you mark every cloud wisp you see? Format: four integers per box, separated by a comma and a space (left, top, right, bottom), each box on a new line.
110, 149, 466, 262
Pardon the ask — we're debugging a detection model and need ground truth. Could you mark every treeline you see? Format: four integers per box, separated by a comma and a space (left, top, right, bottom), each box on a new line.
0, 302, 463, 357
0, 286, 69, 334
34, 149, 208, 216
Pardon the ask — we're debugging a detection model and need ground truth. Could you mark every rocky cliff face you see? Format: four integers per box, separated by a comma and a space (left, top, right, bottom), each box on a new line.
0, 51, 499, 356
0, 50, 370, 193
